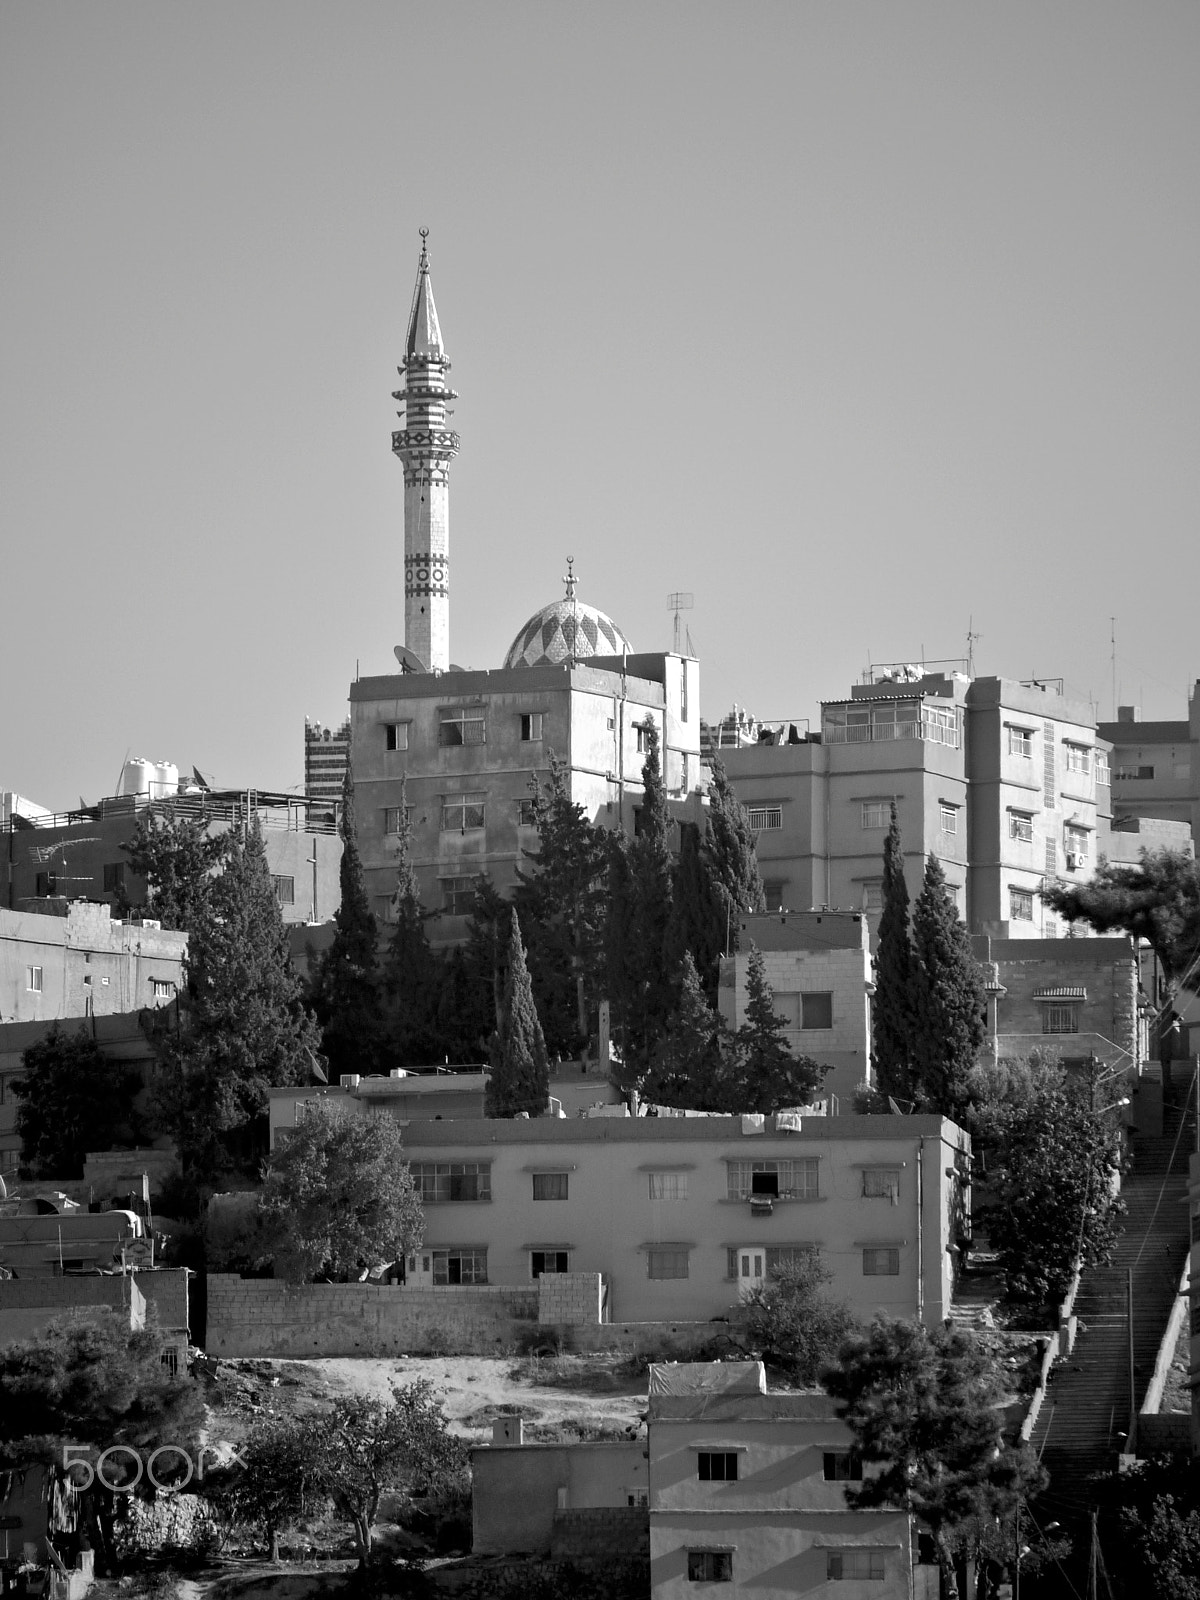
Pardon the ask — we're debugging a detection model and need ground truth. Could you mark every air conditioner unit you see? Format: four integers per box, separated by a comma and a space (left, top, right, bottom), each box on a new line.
1066, 853, 1080, 871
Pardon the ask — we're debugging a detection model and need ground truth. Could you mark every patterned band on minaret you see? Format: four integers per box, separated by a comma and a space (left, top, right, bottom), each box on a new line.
392, 230, 458, 672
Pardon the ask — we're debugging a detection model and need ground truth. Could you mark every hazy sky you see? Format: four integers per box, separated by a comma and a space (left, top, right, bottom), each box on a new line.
3, 3, 1198, 810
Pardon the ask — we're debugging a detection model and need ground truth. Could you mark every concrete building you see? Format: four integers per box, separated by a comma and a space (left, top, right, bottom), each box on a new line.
0, 1272, 146, 1344
719, 668, 1113, 941
1, 786, 341, 926
1099, 688, 1200, 847
648, 1365, 913, 1599
396, 1112, 969, 1326
0, 902, 187, 1025
304, 718, 351, 821
718, 911, 873, 1104
0, 1191, 149, 1276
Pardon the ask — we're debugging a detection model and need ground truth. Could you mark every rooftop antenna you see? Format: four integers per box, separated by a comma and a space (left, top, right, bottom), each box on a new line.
966, 616, 981, 677
1110, 616, 1117, 720
667, 592, 694, 654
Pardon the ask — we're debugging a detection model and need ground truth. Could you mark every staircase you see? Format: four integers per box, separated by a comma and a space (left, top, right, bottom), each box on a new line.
1028, 1101, 1193, 1535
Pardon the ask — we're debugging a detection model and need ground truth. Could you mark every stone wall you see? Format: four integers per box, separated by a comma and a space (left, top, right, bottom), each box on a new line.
206, 1275, 538, 1357
559, 1319, 725, 1357
537, 1272, 603, 1326
550, 1507, 649, 1560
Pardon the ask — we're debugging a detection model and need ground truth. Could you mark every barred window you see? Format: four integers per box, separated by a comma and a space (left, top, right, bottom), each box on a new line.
439, 708, 485, 746
763, 880, 785, 912
861, 1168, 900, 1199
516, 798, 538, 826
383, 806, 413, 834
747, 806, 782, 831
409, 1162, 492, 1203
531, 1250, 569, 1278
687, 1552, 732, 1582
1009, 888, 1035, 921
823, 1450, 863, 1481
441, 793, 486, 831
697, 1452, 738, 1482
647, 1249, 689, 1279
432, 1248, 487, 1285
1008, 811, 1034, 844
828, 1550, 885, 1580
648, 1172, 688, 1201
103, 862, 125, 892
532, 1172, 568, 1201
727, 1158, 819, 1201
1043, 1003, 1080, 1035
766, 1245, 816, 1275
272, 875, 295, 905
862, 1248, 900, 1276
939, 803, 958, 834
441, 876, 477, 915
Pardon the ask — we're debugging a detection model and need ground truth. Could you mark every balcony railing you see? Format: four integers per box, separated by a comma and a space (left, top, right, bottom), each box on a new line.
822, 714, 961, 749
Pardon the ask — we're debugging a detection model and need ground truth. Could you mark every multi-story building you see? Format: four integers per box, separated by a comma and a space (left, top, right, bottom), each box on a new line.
393, 1112, 969, 1326
304, 717, 351, 821
0, 902, 187, 1026
717, 911, 873, 1104
720, 668, 1112, 940
1099, 688, 1200, 847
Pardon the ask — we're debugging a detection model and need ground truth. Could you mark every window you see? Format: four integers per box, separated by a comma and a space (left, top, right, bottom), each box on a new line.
385, 723, 409, 751
697, 1452, 738, 1482
1007, 725, 1034, 758
160, 1347, 179, 1377
861, 801, 889, 829
939, 802, 958, 835
1096, 753, 1110, 785
801, 992, 833, 1030
823, 1451, 863, 1481
687, 1551, 733, 1583
531, 1250, 569, 1277
1065, 742, 1092, 776
520, 712, 544, 741
432, 1248, 488, 1285
1044, 1004, 1080, 1035
532, 1172, 569, 1201
516, 798, 538, 826
271, 875, 295, 906
383, 806, 413, 834
103, 862, 125, 893
1008, 811, 1034, 844
26, 966, 43, 993
765, 1245, 816, 1276
439, 707, 485, 746
648, 1172, 688, 1201
441, 876, 477, 915
828, 1550, 885, 1580
35, 871, 57, 897
1065, 825, 1089, 864
862, 881, 884, 915
151, 979, 176, 1001
862, 1248, 900, 1275
747, 806, 783, 832
1009, 887, 1034, 921
727, 1158, 819, 1201
410, 1162, 492, 1203
762, 881, 785, 912
441, 793, 486, 831
647, 1248, 689, 1279
861, 1168, 900, 1200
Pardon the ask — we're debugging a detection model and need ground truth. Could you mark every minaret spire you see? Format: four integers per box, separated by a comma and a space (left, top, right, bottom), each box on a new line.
393, 230, 458, 671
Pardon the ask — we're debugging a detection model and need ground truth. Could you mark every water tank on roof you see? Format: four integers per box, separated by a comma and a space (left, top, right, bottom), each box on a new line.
120, 759, 157, 798
153, 761, 179, 798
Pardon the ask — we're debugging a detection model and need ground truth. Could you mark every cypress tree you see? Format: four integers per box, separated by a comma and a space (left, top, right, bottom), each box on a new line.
872, 802, 915, 1103
311, 770, 386, 1078
382, 775, 439, 1067
485, 909, 549, 1117
641, 951, 732, 1110
910, 855, 987, 1115
704, 757, 766, 925
733, 944, 825, 1113
669, 821, 725, 1001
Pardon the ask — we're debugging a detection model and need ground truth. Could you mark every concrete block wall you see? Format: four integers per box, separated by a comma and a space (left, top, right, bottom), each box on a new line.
550, 1507, 649, 1560
133, 1267, 190, 1332
537, 1272, 603, 1326
206, 1276, 538, 1357
561, 1320, 721, 1357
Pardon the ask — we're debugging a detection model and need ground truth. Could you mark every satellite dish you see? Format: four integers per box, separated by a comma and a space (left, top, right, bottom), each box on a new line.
448, 663, 466, 673
394, 645, 428, 673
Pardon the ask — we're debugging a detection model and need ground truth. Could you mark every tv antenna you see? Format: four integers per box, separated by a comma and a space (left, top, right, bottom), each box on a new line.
667, 591, 694, 654
966, 616, 981, 677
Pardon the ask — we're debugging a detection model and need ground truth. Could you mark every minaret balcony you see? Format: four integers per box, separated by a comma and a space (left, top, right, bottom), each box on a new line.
392, 428, 460, 456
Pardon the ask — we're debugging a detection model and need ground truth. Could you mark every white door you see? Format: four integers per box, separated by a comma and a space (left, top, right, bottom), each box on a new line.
737, 1248, 766, 1300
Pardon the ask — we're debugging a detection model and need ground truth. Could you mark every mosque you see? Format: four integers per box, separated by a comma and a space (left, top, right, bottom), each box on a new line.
350, 236, 703, 931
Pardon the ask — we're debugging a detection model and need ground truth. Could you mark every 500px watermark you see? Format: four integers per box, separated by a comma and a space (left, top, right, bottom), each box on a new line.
62, 1444, 247, 1493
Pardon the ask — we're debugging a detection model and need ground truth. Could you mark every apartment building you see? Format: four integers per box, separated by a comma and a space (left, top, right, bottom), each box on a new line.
1099, 687, 1200, 847
0, 902, 186, 1025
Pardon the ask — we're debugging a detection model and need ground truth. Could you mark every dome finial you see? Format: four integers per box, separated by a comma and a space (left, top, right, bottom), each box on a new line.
562, 556, 577, 600
418, 227, 429, 269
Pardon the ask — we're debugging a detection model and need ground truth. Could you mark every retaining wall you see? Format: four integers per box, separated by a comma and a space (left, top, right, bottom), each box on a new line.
550, 1507, 649, 1560
205, 1276, 538, 1357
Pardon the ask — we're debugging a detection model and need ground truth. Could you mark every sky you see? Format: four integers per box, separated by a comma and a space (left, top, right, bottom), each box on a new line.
2, 3, 1198, 811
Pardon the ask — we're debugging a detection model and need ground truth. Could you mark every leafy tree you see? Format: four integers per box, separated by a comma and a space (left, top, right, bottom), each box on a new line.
516, 755, 609, 1056
1096, 1452, 1200, 1599
909, 855, 987, 1114
304, 1383, 466, 1564
0, 1309, 205, 1464
381, 775, 441, 1068
978, 1076, 1124, 1307
485, 910, 549, 1117
606, 725, 676, 1078
1044, 848, 1200, 992
210, 1416, 313, 1562
117, 804, 231, 931
731, 945, 825, 1112
154, 821, 323, 1186
310, 771, 387, 1078
640, 951, 733, 1110
823, 1316, 1045, 1600
258, 1100, 423, 1282
13, 1024, 142, 1178
873, 803, 915, 1103
737, 1253, 853, 1383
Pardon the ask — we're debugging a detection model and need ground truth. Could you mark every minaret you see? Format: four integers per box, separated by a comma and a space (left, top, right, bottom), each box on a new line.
392, 230, 459, 671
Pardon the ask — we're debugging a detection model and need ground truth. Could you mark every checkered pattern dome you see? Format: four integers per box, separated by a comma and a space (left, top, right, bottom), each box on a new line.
503, 599, 633, 669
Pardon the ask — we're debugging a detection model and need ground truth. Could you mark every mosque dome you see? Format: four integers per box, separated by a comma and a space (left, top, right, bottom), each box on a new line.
503, 565, 633, 669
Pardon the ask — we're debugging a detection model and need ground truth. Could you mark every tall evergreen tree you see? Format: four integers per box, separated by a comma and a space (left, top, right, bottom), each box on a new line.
641, 951, 733, 1110
704, 757, 766, 925
669, 762, 763, 1000
310, 770, 386, 1078
118, 804, 231, 931
381, 776, 439, 1067
154, 821, 323, 1185
606, 724, 676, 1079
910, 855, 987, 1114
485, 909, 549, 1117
516, 755, 609, 1057
669, 821, 725, 1001
733, 944, 825, 1112
872, 802, 915, 1103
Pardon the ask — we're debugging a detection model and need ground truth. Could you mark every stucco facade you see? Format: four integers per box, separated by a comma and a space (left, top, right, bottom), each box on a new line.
471, 1435, 648, 1556
0, 902, 187, 1025
398, 1113, 969, 1327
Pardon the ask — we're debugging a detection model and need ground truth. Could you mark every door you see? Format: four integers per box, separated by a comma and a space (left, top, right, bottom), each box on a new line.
737, 1248, 766, 1300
